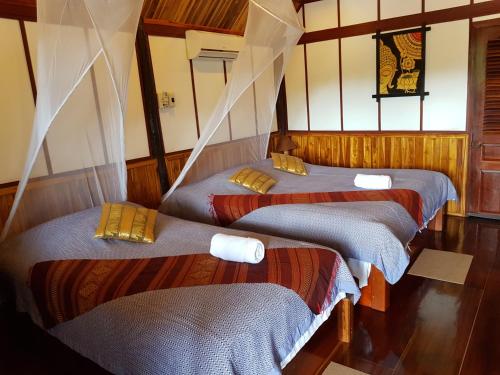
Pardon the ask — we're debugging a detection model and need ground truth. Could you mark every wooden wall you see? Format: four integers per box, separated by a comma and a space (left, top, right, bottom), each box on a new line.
164, 133, 281, 186
273, 132, 469, 216
0, 158, 162, 237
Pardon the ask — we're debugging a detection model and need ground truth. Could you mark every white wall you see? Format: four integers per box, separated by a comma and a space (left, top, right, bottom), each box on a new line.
0, 19, 48, 184
283, 0, 473, 132
25, 21, 149, 164
307, 40, 341, 130
0, 18, 150, 184
285, 45, 308, 130
192, 59, 231, 144
342, 35, 378, 131
424, 20, 469, 131
149, 36, 198, 153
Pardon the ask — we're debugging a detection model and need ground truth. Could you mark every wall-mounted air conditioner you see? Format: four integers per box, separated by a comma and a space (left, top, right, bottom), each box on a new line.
186, 30, 244, 61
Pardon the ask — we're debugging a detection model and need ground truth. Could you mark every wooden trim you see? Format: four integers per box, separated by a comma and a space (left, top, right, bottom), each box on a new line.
299, 2, 500, 44
222, 61, 233, 140
303, 45, 311, 131
337, 0, 344, 131
143, 18, 243, 38
135, 20, 169, 193
18, 19, 54, 176
302, 10, 311, 131
0, 1, 36, 21
189, 60, 201, 139
18, 20, 35, 98
420, 97, 424, 131
276, 81, 289, 134
376, 2, 381, 131
473, 17, 500, 29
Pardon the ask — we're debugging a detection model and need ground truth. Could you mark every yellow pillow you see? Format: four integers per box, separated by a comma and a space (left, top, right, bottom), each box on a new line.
229, 168, 277, 194
271, 153, 308, 176
95, 203, 158, 243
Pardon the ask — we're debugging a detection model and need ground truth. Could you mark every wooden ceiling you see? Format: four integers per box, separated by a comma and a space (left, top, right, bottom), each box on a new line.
142, 0, 305, 33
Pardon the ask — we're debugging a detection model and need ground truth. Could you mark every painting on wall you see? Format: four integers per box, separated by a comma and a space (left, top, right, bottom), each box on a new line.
373, 27, 430, 100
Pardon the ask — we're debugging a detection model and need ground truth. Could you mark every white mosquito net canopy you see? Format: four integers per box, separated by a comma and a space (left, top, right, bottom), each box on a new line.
1, 0, 143, 240
162, 0, 304, 201
1, 0, 302, 241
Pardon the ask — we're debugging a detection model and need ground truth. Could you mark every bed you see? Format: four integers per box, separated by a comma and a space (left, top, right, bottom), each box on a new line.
0, 207, 359, 375
160, 159, 457, 310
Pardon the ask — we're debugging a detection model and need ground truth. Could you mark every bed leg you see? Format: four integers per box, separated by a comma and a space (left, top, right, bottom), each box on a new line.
358, 266, 390, 312
337, 298, 353, 343
428, 208, 444, 232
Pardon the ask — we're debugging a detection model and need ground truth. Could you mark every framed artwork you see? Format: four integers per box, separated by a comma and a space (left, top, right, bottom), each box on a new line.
372, 26, 430, 100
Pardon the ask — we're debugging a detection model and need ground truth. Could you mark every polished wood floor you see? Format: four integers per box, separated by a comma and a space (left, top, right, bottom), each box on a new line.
0, 216, 499, 375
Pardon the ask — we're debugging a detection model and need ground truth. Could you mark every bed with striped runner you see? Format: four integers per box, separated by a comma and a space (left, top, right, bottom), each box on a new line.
210, 189, 424, 227
29, 247, 341, 329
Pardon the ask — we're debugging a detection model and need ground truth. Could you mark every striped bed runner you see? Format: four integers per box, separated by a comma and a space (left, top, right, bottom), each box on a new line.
30, 248, 340, 329
210, 189, 424, 227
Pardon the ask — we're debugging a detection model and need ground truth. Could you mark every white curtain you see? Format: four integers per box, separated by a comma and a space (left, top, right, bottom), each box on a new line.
1, 0, 143, 240
162, 0, 304, 201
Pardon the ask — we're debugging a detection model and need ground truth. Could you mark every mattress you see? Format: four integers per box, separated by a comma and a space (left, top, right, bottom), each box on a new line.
0, 207, 360, 375
161, 159, 457, 284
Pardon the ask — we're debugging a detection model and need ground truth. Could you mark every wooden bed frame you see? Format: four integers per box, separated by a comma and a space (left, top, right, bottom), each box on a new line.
358, 208, 444, 312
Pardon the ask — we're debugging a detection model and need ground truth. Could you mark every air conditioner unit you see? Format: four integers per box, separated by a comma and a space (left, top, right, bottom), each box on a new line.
186, 30, 244, 61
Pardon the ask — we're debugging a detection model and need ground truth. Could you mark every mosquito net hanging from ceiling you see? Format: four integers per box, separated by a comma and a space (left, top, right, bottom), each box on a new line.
162, 0, 304, 201
0, 0, 143, 241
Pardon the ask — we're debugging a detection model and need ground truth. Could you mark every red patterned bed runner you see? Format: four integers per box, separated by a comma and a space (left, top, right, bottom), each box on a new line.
30, 248, 340, 329
210, 189, 424, 227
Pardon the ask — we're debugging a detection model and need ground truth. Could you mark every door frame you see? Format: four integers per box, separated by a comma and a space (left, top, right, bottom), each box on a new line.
466, 18, 500, 218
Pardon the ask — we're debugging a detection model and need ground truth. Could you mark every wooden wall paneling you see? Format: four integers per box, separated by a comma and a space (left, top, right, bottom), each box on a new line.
165, 151, 191, 187
126, 158, 162, 209
285, 132, 469, 215
0, 157, 162, 236
164, 133, 281, 186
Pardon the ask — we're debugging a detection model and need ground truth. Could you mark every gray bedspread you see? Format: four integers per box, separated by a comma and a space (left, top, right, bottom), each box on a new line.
161, 159, 457, 284
0, 208, 359, 375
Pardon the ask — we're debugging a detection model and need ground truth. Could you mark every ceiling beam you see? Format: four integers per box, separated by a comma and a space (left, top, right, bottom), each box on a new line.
0, 0, 36, 22
143, 18, 243, 38
300, 1, 500, 44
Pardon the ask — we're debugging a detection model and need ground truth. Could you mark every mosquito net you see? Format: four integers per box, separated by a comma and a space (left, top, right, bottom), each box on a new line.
0, 0, 143, 240
162, 0, 304, 201
1, 0, 302, 241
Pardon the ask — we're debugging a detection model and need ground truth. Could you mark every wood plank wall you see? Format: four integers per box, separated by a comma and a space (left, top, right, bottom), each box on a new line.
164, 133, 281, 186
0, 158, 162, 236
274, 132, 469, 216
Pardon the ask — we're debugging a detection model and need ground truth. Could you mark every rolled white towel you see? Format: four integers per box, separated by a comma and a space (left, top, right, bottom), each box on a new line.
354, 173, 392, 190
210, 233, 265, 264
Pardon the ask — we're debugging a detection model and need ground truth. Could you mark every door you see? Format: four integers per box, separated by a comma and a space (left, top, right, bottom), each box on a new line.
468, 24, 500, 218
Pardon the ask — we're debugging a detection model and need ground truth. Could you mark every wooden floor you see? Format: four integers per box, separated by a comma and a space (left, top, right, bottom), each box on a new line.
0, 216, 499, 375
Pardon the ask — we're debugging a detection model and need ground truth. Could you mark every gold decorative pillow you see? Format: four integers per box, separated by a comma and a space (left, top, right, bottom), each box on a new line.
271, 152, 308, 176
95, 203, 158, 243
229, 168, 277, 194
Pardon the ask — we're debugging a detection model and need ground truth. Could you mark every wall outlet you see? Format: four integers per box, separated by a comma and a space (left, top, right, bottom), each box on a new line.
158, 91, 175, 110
